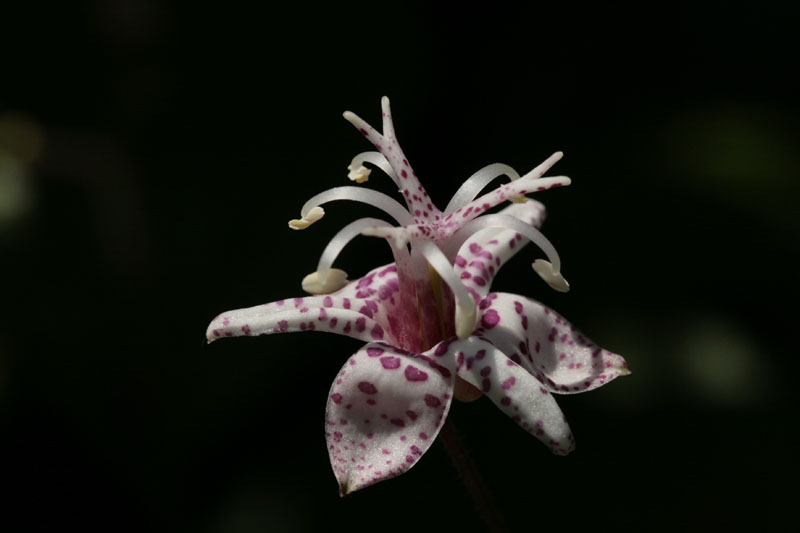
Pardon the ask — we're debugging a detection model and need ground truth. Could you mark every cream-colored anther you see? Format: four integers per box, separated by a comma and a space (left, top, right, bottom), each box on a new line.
532, 259, 570, 293
347, 164, 372, 183
509, 194, 529, 203
302, 268, 348, 294
288, 206, 325, 230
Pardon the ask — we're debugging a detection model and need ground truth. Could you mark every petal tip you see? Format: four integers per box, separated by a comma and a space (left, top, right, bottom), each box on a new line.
338, 480, 353, 497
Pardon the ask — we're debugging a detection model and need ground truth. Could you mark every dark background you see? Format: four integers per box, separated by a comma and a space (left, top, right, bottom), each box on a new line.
2, 2, 798, 531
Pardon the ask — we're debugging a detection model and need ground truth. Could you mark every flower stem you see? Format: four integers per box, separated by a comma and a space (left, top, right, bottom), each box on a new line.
439, 418, 507, 533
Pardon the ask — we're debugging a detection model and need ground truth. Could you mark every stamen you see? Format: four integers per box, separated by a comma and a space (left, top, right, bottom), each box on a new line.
347, 151, 398, 185
532, 259, 570, 293
448, 214, 569, 292
449, 175, 570, 231
444, 152, 563, 215
448, 214, 561, 271
313, 218, 395, 284
289, 206, 325, 230
445, 152, 569, 218
347, 165, 371, 183
291, 186, 414, 229
302, 268, 349, 294
416, 241, 477, 339
444, 163, 521, 214
361, 225, 421, 250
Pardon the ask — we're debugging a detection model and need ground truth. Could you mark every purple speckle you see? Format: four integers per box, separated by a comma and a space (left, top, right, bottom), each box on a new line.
380, 356, 401, 369
404, 366, 428, 382
358, 382, 378, 395
424, 394, 441, 407
481, 309, 500, 329
367, 347, 384, 357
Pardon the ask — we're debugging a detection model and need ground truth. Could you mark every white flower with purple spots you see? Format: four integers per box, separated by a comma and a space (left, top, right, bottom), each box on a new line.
206, 98, 630, 495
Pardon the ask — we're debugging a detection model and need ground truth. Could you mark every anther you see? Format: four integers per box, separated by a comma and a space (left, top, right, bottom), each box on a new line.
302, 268, 349, 294
532, 259, 570, 293
289, 206, 325, 230
347, 164, 372, 183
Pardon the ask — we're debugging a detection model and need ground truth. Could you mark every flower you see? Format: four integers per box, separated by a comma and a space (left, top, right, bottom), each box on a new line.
206, 97, 630, 495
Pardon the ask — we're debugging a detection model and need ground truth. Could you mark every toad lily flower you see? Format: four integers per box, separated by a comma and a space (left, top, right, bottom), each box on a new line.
206, 97, 629, 495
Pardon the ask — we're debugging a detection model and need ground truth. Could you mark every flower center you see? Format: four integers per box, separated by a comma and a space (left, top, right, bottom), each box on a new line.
288, 97, 572, 351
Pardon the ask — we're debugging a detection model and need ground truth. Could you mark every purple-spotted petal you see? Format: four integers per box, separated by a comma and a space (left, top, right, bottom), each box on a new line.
322, 264, 400, 304
426, 336, 574, 455
207, 262, 413, 346
475, 293, 630, 393
330, 263, 425, 350
453, 201, 546, 302
206, 298, 390, 344
325, 343, 454, 494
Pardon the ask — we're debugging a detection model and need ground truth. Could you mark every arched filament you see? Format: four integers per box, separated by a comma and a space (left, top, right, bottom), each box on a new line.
448, 214, 569, 292
347, 151, 398, 186
444, 163, 522, 214
361, 225, 422, 250
300, 217, 396, 295
289, 186, 414, 230
416, 241, 477, 339
448, 174, 571, 231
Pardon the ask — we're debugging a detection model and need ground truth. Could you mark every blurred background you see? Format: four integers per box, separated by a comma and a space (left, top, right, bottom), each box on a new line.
2, 1, 798, 531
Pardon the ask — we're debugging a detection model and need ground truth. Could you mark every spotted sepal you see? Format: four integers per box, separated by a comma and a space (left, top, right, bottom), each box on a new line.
325, 343, 454, 495
428, 336, 575, 455
476, 293, 631, 394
